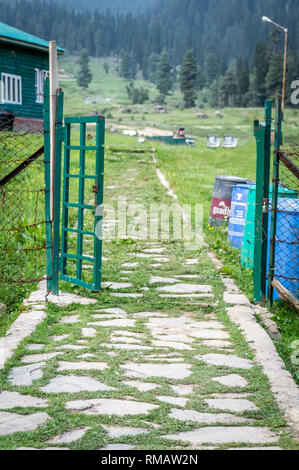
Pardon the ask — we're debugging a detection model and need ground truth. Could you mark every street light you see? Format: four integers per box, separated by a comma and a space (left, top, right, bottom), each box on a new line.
262, 16, 288, 112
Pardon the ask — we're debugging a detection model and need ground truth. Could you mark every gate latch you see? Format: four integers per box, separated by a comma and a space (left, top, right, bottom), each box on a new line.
262, 198, 269, 214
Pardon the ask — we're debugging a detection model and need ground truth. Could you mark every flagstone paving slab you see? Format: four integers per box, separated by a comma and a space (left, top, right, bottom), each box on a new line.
59, 315, 80, 324
0, 411, 50, 435
102, 343, 154, 351
170, 385, 194, 396
21, 352, 61, 363
149, 276, 179, 284
190, 330, 230, 340
212, 374, 249, 388
168, 409, 253, 425
132, 312, 168, 318
26, 344, 45, 351
144, 248, 166, 254
204, 398, 258, 412
56, 345, 86, 350
153, 334, 193, 343
159, 294, 214, 299
0, 391, 49, 409
112, 331, 145, 338
121, 362, 192, 380
102, 425, 150, 438
8, 362, 46, 386
111, 336, 142, 344
41, 375, 115, 393
57, 361, 108, 371
99, 444, 135, 450
157, 284, 212, 294
102, 282, 132, 289
201, 340, 232, 348
223, 292, 250, 305
48, 293, 97, 307
89, 319, 136, 327
51, 334, 69, 342
95, 308, 127, 315
196, 354, 253, 369
163, 426, 278, 445
49, 427, 90, 444
82, 328, 97, 338
151, 340, 193, 351
65, 399, 158, 416
121, 262, 139, 268
156, 396, 188, 407
123, 381, 160, 392
110, 293, 143, 298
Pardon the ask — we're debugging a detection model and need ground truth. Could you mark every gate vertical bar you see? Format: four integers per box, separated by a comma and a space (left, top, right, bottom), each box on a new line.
253, 100, 272, 303
268, 95, 283, 305
76, 122, 86, 280
43, 79, 52, 292
52, 90, 64, 295
94, 117, 105, 291
61, 122, 71, 275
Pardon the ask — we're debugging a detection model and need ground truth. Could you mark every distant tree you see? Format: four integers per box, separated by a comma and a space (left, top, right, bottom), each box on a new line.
157, 49, 173, 103
103, 62, 109, 74
197, 65, 206, 91
208, 79, 220, 108
179, 50, 198, 108
204, 53, 221, 85
251, 41, 270, 106
120, 51, 137, 80
236, 57, 250, 106
265, 54, 283, 97
147, 52, 160, 84
126, 82, 149, 104
222, 69, 238, 106
77, 49, 92, 89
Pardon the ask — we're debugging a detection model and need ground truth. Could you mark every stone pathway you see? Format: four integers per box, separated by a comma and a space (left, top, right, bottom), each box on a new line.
0, 153, 298, 451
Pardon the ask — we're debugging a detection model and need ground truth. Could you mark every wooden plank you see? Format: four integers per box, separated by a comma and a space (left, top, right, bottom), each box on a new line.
272, 278, 299, 312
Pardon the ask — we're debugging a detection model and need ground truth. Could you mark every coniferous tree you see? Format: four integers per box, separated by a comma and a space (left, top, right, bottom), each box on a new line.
179, 50, 198, 108
77, 49, 92, 88
265, 54, 283, 97
204, 53, 221, 86
147, 52, 160, 84
157, 49, 173, 103
103, 62, 109, 74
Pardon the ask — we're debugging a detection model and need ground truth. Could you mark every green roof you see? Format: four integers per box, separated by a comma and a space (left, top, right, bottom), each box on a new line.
0, 22, 65, 53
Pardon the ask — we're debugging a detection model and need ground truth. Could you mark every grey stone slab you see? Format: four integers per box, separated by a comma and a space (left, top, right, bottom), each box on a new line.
102, 343, 153, 351
0, 391, 48, 409
110, 293, 143, 298
0, 411, 50, 435
174, 275, 201, 279
57, 345, 86, 350
100, 444, 135, 450
48, 293, 97, 307
112, 331, 145, 338
169, 385, 194, 396
151, 340, 192, 351
111, 336, 142, 344
95, 308, 127, 315
123, 381, 160, 392
40, 375, 115, 393
50, 427, 90, 444
163, 427, 278, 445
212, 374, 248, 388
159, 294, 214, 299
121, 362, 192, 380
77, 353, 97, 359
8, 362, 45, 386
102, 282, 132, 289
21, 352, 61, 363
66, 398, 158, 416
102, 425, 150, 438
26, 344, 45, 351
59, 315, 80, 324
92, 319, 136, 327
156, 396, 188, 407
190, 330, 230, 340
82, 328, 97, 338
57, 361, 108, 371
168, 409, 252, 425
223, 292, 250, 305
144, 248, 166, 254
122, 262, 139, 268
51, 334, 69, 342
153, 334, 193, 343
196, 354, 253, 369
185, 259, 199, 265
149, 276, 179, 284
157, 284, 212, 294
189, 321, 226, 330
201, 340, 232, 348
204, 398, 258, 412
133, 312, 168, 318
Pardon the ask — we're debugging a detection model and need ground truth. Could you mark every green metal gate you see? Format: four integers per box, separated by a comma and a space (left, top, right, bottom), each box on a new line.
44, 81, 105, 295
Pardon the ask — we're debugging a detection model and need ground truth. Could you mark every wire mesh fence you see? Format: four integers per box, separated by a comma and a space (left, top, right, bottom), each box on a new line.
0, 112, 47, 290
272, 145, 299, 303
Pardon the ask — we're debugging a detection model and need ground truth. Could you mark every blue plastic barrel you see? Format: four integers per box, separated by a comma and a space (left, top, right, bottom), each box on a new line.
273, 198, 299, 299
228, 183, 254, 248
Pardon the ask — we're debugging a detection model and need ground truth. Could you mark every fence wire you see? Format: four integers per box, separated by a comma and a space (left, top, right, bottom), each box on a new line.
0, 113, 47, 287
273, 145, 299, 301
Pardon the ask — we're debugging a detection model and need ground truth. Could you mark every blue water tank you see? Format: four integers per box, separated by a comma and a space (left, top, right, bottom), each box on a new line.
228, 183, 255, 248
274, 198, 299, 299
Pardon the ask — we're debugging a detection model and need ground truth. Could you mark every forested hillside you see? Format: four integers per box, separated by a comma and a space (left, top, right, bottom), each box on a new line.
47, 0, 155, 14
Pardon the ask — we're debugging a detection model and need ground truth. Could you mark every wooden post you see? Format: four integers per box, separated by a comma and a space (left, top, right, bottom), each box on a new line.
49, 41, 59, 222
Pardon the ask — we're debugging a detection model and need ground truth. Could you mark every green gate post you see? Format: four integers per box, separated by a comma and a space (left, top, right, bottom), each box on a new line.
268, 95, 283, 305
43, 79, 52, 292
94, 116, 105, 291
253, 100, 272, 303
52, 90, 64, 295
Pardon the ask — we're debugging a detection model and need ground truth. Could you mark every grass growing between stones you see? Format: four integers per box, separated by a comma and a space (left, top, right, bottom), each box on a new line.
0, 142, 298, 450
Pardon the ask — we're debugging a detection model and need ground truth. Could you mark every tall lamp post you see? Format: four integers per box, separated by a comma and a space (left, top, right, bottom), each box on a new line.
262, 16, 288, 112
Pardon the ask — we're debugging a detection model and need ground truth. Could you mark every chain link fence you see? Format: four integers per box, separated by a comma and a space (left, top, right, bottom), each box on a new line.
0, 112, 47, 295
270, 145, 299, 306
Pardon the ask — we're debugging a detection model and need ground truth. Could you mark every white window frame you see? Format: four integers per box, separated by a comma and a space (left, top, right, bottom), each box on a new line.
1, 73, 22, 105
35, 68, 49, 104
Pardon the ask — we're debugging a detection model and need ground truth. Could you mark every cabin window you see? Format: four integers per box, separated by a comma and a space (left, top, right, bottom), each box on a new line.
1, 73, 22, 105
35, 69, 49, 103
